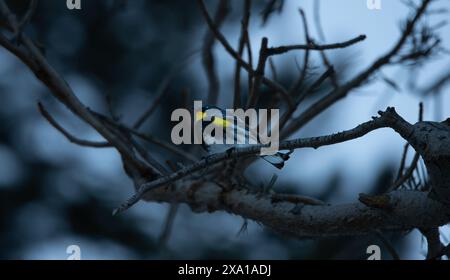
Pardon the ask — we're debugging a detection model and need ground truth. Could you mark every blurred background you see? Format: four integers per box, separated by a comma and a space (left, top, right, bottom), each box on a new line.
0, 0, 449, 259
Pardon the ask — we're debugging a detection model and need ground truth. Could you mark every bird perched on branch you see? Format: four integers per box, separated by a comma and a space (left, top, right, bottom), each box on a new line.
195, 105, 292, 169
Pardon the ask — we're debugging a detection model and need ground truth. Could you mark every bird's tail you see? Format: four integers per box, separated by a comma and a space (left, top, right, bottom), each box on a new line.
261, 150, 293, 169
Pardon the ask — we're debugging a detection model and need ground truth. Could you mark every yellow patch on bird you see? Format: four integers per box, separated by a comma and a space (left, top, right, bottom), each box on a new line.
195, 111, 206, 121
212, 117, 231, 127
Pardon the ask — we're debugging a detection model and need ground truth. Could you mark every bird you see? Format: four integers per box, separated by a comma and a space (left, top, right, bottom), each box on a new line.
195, 105, 292, 169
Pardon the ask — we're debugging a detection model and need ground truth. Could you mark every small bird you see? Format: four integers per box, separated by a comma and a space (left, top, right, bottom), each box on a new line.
195, 105, 292, 169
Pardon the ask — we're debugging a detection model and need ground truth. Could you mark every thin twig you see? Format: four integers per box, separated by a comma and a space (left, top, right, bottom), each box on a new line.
313, 0, 325, 42
38, 103, 111, 148
17, 0, 38, 32
244, 29, 253, 94
131, 130, 198, 163
247, 37, 268, 108
133, 49, 200, 129
288, 9, 312, 99
296, 66, 334, 106
268, 57, 278, 82
158, 203, 179, 247
375, 230, 401, 260
391, 148, 421, 191
421, 69, 450, 95
281, 66, 334, 130
428, 243, 450, 260
260, 0, 283, 26
396, 144, 410, 180
96, 111, 198, 162
319, 50, 339, 89
202, 0, 230, 106
130, 137, 166, 175
233, 0, 251, 109
266, 34, 366, 55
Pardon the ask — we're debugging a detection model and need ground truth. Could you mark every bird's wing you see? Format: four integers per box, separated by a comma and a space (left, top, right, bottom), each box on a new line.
205, 113, 259, 145
221, 114, 258, 144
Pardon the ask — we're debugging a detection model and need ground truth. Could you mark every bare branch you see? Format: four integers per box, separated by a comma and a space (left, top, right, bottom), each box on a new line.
247, 37, 268, 108
390, 152, 421, 191
281, 67, 334, 130
17, 0, 38, 33
233, 0, 251, 109
282, 0, 433, 138
421, 68, 450, 95
131, 130, 198, 163
129, 137, 166, 175
397, 144, 410, 180
313, 0, 325, 42
266, 34, 366, 56
287, 9, 312, 100
202, 0, 230, 106
38, 103, 111, 148
133, 49, 200, 130
375, 231, 401, 260
421, 228, 445, 259
428, 243, 450, 260
141, 181, 450, 238
114, 107, 415, 214
158, 203, 179, 247
260, 0, 284, 25
96, 111, 198, 163
268, 57, 278, 82
196, 0, 294, 109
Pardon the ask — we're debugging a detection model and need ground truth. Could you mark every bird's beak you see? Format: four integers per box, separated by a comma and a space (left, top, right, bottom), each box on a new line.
195, 111, 206, 121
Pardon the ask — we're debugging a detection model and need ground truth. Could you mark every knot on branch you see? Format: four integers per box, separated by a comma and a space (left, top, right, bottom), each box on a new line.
376, 107, 404, 128
359, 193, 393, 210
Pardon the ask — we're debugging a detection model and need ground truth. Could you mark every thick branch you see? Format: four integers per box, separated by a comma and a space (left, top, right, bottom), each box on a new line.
144, 182, 450, 238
